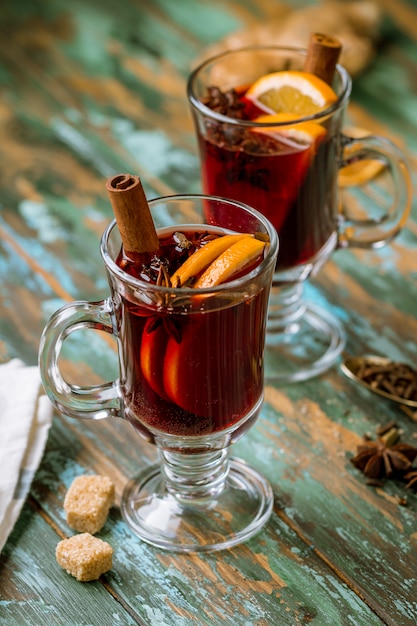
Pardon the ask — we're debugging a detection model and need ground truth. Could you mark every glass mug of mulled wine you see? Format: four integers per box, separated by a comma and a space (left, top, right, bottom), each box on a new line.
39, 190, 278, 553
187, 45, 412, 383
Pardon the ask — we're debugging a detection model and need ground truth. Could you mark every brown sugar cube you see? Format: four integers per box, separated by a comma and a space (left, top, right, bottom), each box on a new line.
64, 475, 115, 534
56, 533, 113, 581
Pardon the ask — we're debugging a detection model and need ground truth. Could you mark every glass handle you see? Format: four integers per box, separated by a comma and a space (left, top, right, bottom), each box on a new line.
338, 134, 412, 248
39, 299, 122, 420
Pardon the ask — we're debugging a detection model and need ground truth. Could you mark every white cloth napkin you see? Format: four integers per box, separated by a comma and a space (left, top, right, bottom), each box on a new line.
0, 359, 53, 552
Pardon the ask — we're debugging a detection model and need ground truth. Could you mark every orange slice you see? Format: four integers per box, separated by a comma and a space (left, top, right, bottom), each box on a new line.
163, 319, 245, 418
140, 319, 170, 401
253, 112, 327, 146
194, 237, 265, 288
163, 328, 202, 415
339, 127, 385, 187
170, 233, 253, 287
246, 71, 337, 116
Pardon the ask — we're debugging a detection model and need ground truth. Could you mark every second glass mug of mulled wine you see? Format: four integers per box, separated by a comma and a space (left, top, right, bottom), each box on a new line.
39, 184, 278, 553
187, 43, 412, 383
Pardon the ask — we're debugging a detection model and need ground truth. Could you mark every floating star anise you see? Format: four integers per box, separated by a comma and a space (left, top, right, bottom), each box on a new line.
146, 313, 183, 344
351, 436, 417, 480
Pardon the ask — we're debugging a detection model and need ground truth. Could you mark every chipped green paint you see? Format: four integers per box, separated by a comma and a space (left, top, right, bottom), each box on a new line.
0, 502, 138, 626
1, 0, 417, 624
24, 419, 384, 626
149, 0, 242, 45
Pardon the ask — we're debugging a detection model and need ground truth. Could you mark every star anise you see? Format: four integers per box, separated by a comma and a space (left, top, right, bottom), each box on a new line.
403, 470, 417, 491
192, 231, 219, 247
351, 435, 417, 480
146, 313, 183, 344
138, 231, 219, 290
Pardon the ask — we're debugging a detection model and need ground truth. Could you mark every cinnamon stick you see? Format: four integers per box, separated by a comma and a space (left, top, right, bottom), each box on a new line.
106, 174, 159, 258
303, 33, 342, 85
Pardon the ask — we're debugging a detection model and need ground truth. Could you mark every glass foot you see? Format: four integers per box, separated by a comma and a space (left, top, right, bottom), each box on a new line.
265, 301, 346, 383
121, 457, 273, 553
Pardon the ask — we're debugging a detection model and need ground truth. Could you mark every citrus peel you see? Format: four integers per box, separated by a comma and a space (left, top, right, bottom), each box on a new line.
140, 320, 170, 401
253, 112, 327, 145
339, 127, 385, 187
194, 237, 265, 288
170, 233, 253, 287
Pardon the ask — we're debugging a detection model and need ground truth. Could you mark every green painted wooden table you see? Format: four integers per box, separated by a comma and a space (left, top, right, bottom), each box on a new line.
1, 0, 417, 624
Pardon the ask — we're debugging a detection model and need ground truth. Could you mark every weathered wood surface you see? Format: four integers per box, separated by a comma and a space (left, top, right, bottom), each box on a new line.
1, 0, 417, 624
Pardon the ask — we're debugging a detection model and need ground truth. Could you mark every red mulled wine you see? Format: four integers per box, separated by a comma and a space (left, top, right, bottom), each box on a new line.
194, 87, 339, 270
116, 228, 268, 440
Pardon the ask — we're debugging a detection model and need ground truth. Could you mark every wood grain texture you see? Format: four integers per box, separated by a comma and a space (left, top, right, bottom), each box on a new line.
0, 0, 416, 624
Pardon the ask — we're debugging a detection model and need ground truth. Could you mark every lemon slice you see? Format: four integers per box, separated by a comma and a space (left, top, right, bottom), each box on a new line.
246, 71, 337, 116
339, 127, 385, 187
253, 113, 327, 145
171, 233, 253, 287
194, 237, 265, 288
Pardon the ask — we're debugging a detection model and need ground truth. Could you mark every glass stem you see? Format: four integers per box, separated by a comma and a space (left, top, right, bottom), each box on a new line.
267, 282, 306, 333
159, 448, 230, 500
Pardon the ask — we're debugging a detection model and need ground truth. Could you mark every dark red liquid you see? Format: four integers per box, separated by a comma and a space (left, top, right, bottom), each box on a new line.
195, 89, 339, 270
115, 229, 268, 440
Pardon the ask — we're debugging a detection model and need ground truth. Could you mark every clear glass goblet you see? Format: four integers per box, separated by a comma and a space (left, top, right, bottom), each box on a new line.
187, 46, 412, 382
39, 194, 278, 552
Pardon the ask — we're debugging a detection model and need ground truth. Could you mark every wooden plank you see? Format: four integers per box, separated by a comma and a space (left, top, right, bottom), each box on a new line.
0, 0, 416, 624
255, 382, 417, 625
25, 413, 384, 626
0, 498, 140, 626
